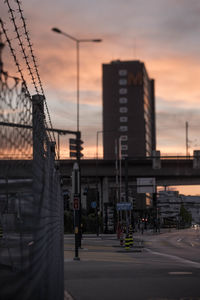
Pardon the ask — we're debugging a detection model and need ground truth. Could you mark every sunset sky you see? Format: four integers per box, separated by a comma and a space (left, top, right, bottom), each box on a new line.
1, 0, 200, 194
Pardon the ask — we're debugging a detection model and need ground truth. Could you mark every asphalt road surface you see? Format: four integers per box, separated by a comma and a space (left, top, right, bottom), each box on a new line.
64, 228, 200, 300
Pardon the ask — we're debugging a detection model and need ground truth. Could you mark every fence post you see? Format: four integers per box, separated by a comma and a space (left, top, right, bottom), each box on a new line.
31, 94, 45, 298
32, 94, 45, 164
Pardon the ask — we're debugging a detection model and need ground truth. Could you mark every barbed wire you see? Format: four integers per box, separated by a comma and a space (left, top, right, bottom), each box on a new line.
15, 0, 43, 94
14, 0, 57, 147
5, 0, 40, 94
2, 0, 57, 153
0, 18, 30, 98
14, 0, 57, 144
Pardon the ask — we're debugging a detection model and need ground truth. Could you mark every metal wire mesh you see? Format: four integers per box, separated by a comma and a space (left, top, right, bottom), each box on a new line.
0, 75, 64, 300
0, 73, 32, 159
0, 1, 64, 299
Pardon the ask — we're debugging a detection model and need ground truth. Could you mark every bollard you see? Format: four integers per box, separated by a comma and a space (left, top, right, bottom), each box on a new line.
125, 235, 130, 250
120, 232, 124, 246
129, 233, 133, 247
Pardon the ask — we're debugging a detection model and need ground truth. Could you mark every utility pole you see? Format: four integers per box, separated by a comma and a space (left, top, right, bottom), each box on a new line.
186, 121, 189, 156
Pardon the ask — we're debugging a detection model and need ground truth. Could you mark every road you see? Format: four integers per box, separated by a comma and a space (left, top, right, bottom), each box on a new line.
64, 228, 200, 300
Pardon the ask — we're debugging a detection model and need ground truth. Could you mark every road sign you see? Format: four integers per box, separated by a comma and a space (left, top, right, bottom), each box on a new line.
91, 201, 97, 209
137, 178, 156, 193
116, 202, 133, 211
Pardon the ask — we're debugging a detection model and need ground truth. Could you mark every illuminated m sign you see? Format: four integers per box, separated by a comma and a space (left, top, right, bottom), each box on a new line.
128, 72, 143, 86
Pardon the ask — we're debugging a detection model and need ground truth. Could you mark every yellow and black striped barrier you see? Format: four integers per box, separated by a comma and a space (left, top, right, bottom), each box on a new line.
129, 233, 133, 247
128, 225, 133, 248
125, 235, 130, 250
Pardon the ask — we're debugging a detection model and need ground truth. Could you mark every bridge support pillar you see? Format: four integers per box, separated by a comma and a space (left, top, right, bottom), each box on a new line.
193, 150, 200, 169
102, 177, 109, 233
152, 150, 161, 169
102, 177, 109, 204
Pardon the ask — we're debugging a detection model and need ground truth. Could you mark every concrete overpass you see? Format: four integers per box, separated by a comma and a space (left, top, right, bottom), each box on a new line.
60, 157, 200, 186
1, 156, 200, 186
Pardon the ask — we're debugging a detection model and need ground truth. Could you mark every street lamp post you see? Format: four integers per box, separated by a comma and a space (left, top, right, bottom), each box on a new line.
52, 27, 102, 133
52, 27, 101, 249
96, 130, 122, 234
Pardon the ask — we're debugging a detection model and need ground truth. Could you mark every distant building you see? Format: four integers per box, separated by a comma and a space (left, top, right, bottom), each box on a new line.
102, 60, 156, 159
157, 190, 200, 225
157, 191, 181, 225
180, 195, 200, 224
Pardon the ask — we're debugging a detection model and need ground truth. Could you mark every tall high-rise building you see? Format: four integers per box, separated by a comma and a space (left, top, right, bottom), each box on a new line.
103, 60, 156, 159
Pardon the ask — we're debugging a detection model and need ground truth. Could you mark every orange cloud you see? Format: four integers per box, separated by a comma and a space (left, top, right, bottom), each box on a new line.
148, 55, 200, 105
2, 0, 200, 162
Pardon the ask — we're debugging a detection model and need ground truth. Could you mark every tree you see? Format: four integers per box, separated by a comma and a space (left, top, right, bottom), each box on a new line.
180, 204, 192, 227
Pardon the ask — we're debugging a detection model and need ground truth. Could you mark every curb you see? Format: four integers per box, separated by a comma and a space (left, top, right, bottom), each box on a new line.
117, 249, 142, 253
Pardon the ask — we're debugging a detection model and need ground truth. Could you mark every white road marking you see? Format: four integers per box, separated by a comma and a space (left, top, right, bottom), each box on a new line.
168, 271, 192, 275
177, 238, 182, 243
145, 248, 200, 268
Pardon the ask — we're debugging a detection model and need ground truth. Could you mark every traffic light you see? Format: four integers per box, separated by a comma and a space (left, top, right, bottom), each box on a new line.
69, 132, 84, 159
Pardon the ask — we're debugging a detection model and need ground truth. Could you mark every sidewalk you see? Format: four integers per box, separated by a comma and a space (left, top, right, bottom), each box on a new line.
64, 233, 143, 262
64, 228, 178, 262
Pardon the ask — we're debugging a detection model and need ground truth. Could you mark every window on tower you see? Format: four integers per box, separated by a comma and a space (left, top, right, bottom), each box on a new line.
119, 97, 128, 104
119, 126, 128, 132
119, 107, 128, 113
119, 79, 127, 85
119, 88, 127, 95
120, 116, 128, 123
118, 69, 127, 76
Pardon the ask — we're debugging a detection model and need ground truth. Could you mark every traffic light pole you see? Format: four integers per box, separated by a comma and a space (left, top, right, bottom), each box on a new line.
69, 131, 83, 249
76, 131, 82, 248
72, 162, 80, 260
125, 157, 129, 234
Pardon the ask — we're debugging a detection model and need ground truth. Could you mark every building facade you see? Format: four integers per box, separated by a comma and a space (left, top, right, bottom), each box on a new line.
157, 190, 200, 226
103, 60, 156, 159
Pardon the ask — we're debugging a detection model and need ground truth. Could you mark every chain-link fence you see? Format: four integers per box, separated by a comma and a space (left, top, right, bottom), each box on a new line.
0, 75, 64, 300
0, 1, 64, 299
